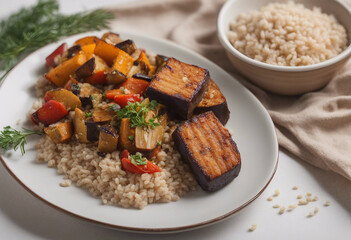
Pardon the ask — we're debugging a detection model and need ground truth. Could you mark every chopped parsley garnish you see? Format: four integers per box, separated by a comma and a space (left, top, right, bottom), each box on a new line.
71, 84, 80, 92
90, 94, 95, 100
131, 152, 147, 165
157, 141, 162, 146
149, 100, 158, 110
117, 101, 160, 129
85, 112, 93, 118
108, 103, 120, 113
128, 135, 134, 141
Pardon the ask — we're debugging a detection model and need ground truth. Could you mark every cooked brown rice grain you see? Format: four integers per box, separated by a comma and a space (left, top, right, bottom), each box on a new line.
36, 121, 197, 209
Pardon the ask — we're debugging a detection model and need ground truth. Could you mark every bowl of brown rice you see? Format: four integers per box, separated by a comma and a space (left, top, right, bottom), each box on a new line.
217, 0, 351, 95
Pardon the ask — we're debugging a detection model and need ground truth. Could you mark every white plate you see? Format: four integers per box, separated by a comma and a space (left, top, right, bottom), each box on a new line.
0, 31, 278, 233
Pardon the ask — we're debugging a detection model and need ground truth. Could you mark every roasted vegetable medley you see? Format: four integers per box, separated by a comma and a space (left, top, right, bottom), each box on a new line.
30, 32, 241, 191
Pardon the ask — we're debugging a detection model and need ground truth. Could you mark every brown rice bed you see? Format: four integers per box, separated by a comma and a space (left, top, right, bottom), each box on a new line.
35, 121, 197, 209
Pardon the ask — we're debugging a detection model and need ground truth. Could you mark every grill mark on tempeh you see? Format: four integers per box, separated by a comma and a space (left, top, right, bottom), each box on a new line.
193, 119, 222, 177
195, 116, 227, 176
172, 111, 241, 191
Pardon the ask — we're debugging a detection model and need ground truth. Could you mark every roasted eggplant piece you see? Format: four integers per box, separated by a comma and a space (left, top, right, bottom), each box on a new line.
67, 45, 82, 59
132, 73, 153, 82
106, 70, 127, 85
115, 39, 137, 55
44, 122, 73, 143
75, 57, 95, 80
155, 55, 168, 73
98, 125, 119, 152
73, 108, 88, 143
44, 88, 82, 111
194, 79, 230, 125
77, 83, 101, 106
85, 118, 100, 142
102, 32, 123, 45
172, 111, 241, 192
145, 58, 210, 119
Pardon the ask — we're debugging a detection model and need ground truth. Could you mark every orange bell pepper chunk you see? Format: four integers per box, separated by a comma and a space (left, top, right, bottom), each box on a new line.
105, 89, 124, 100
114, 94, 141, 108
120, 77, 149, 95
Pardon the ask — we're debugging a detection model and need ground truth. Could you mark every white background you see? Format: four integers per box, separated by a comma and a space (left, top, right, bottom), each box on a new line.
0, 0, 350, 239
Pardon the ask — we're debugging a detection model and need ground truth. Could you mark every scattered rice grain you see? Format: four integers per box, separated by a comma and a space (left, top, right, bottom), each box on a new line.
249, 224, 257, 232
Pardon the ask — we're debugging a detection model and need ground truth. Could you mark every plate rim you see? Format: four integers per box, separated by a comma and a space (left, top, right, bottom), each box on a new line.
0, 30, 279, 233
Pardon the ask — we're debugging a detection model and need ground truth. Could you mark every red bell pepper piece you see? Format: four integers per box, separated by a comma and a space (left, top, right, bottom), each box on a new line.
113, 94, 141, 108
105, 89, 124, 100
45, 43, 67, 68
120, 149, 130, 159
121, 157, 161, 174
119, 77, 149, 95
86, 71, 107, 85
32, 100, 68, 125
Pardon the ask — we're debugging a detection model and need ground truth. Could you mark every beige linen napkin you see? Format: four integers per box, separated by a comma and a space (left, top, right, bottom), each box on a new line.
109, 0, 351, 181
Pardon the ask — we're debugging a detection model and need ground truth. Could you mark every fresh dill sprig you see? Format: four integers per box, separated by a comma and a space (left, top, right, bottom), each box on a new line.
0, 126, 43, 155
0, 0, 114, 82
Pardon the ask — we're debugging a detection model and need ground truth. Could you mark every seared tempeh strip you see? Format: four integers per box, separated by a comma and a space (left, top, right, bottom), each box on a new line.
172, 111, 241, 192
194, 79, 230, 125
145, 58, 209, 119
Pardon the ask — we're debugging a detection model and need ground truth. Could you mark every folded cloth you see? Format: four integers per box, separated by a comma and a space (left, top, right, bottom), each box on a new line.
109, 0, 351, 181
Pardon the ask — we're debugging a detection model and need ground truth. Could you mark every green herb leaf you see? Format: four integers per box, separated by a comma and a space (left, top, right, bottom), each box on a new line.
90, 94, 95, 100
117, 102, 160, 129
157, 141, 162, 146
0, 126, 43, 155
108, 103, 120, 113
71, 84, 80, 93
128, 135, 134, 141
131, 152, 147, 165
0, 0, 114, 82
85, 112, 93, 118
149, 100, 158, 110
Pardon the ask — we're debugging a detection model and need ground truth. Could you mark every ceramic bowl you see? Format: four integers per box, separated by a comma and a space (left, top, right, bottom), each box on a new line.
217, 0, 351, 95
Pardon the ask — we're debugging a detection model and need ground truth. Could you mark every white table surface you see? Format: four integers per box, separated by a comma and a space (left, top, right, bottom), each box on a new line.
1, 0, 350, 239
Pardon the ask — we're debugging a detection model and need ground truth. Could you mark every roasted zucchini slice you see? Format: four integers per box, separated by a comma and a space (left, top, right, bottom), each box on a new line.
172, 111, 241, 192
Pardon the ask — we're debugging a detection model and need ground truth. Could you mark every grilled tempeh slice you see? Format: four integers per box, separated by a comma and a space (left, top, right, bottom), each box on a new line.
172, 111, 241, 192
194, 79, 230, 125
145, 58, 210, 119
